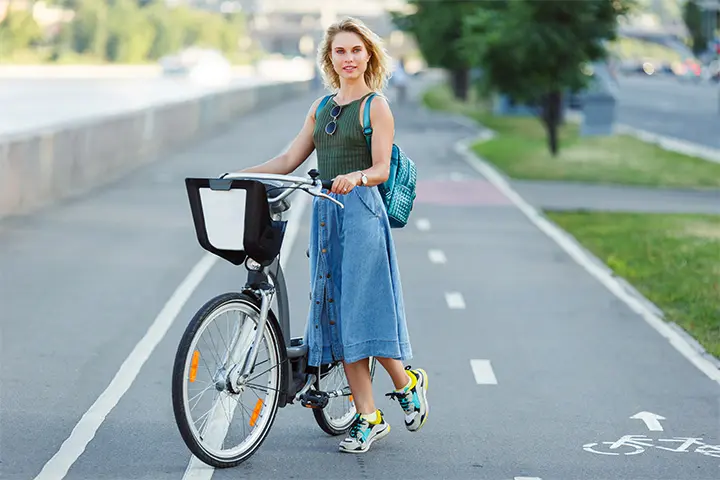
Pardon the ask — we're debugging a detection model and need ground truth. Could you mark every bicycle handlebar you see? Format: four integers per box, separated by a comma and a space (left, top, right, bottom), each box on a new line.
220, 170, 342, 208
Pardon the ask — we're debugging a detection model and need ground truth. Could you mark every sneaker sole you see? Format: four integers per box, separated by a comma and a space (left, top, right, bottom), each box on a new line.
338, 424, 391, 454
410, 368, 429, 432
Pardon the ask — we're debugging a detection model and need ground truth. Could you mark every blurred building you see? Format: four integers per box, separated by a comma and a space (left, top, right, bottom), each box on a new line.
179, 0, 417, 59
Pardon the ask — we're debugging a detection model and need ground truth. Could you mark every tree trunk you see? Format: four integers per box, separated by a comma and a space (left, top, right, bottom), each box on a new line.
542, 90, 562, 156
450, 68, 470, 101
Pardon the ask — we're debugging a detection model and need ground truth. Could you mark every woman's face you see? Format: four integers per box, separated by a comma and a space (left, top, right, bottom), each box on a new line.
331, 31, 370, 83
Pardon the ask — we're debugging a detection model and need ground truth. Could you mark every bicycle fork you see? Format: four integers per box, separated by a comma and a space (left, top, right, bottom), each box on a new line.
225, 286, 274, 393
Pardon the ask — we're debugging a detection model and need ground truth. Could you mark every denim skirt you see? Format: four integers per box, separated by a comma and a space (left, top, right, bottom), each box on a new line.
304, 185, 413, 367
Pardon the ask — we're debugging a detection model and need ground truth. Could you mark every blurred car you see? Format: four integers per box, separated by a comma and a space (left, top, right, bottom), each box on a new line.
160, 48, 233, 86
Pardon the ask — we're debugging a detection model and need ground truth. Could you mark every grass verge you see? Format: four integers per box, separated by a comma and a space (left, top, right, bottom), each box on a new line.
546, 210, 720, 359
422, 83, 720, 189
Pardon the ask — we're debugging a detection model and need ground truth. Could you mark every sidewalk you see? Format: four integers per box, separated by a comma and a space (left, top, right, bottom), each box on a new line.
510, 179, 720, 214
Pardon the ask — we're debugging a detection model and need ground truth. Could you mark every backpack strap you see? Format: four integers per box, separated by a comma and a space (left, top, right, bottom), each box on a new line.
315, 94, 334, 119
362, 92, 377, 151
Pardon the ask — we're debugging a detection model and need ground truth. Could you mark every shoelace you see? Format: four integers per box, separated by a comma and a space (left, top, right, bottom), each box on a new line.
385, 390, 413, 412
348, 415, 366, 438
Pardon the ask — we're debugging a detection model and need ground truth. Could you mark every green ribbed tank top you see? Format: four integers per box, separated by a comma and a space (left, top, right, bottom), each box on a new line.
313, 92, 374, 180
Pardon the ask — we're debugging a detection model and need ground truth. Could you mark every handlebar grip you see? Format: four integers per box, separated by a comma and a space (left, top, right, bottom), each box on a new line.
321, 179, 334, 190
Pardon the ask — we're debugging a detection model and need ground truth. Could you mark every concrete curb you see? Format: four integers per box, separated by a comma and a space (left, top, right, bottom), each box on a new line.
0, 79, 313, 220
454, 122, 720, 377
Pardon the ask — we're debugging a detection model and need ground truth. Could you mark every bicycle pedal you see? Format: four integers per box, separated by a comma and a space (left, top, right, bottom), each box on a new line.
299, 391, 329, 409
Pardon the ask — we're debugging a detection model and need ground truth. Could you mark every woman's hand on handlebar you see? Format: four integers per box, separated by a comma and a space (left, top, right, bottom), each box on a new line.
330, 172, 361, 195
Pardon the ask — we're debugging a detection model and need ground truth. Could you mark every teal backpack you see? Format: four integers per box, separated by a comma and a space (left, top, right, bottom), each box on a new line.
316, 93, 417, 228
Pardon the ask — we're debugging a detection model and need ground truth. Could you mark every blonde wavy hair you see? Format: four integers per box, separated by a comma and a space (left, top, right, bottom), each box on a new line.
317, 16, 392, 92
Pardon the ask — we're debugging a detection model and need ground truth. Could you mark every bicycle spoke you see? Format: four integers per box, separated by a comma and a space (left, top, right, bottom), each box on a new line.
246, 361, 280, 384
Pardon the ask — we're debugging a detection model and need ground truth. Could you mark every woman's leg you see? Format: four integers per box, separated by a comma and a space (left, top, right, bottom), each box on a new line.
344, 357, 412, 414
376, 357, 411, 390
343, 357, 375, 414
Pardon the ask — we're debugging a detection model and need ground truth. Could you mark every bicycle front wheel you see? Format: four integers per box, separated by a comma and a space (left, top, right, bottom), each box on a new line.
171, 292, 284, 468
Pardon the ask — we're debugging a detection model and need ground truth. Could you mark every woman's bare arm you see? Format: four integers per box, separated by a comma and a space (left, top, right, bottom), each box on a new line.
362, 95, 394, 186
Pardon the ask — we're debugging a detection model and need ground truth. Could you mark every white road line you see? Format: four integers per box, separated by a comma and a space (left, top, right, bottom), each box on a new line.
181, 154, 315, 480
515, 477, 542, 480
456, 133, 720, 386
445, 292, 466, 309
428, 249, 447, 264
34, 253, 218, 480
416, 218, 431, 231
470, 359, 498, 385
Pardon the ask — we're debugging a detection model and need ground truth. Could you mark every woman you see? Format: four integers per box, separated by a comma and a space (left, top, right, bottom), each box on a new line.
239, 16, 428, 454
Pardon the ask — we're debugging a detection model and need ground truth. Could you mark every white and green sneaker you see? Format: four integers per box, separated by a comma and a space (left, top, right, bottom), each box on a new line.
338, 410, 391, 454
386, 366, 429, 432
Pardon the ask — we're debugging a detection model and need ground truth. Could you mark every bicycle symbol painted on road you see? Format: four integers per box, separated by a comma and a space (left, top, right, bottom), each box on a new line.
584, 435, 720, 458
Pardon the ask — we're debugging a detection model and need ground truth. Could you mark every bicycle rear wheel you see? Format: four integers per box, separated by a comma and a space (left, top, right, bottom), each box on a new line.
312, 357, 376, 436
171, 292, 285, 468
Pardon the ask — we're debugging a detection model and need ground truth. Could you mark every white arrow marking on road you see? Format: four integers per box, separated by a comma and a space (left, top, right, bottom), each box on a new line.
630, 411, 666, 431
428, 249, 447, 264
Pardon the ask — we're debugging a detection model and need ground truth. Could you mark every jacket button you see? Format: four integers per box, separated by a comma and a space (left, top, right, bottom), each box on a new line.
326, 273, 331, 278
322, 248, 327, 253
320, 222, 326, 227
328, 298, 334, 303
329, 320, 336, 325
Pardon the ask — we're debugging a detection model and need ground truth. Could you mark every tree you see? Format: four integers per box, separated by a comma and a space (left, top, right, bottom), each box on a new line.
683, 0, 709, 56
0, 8, 43, 56
462, 0, 634, 156
391, 0, 476, 100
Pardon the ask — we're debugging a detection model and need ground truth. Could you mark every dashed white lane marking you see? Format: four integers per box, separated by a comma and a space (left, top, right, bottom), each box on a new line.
515, 477, 542, 480
445, 292, 466, 309
470, 359, 498, 385
456, 134, 720, 387
428, 249, 447, 264
416, 218, 431, 231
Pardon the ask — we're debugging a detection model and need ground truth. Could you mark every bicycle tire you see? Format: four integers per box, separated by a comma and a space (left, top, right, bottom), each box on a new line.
312, 357, 377, 436
171, 292, 285, 468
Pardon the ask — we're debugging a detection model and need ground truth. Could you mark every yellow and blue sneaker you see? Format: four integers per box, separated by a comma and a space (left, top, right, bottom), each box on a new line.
338, 409, 391, 453
385, 366, 429, 432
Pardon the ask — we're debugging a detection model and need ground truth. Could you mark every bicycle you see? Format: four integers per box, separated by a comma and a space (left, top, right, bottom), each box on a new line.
171, 169, 377, 468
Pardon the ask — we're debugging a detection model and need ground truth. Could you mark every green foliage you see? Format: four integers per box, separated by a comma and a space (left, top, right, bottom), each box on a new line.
462, 0, 633, 105
0, 8, 43, 55
396, 0, 635, 154
391, 0, 478, 99
1, 0, 251, 64
391, 0, 475, 71
683, 0, 708, 56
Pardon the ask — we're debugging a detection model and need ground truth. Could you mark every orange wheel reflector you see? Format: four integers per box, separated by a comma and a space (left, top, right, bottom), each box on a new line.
249, 399, 264, 427
189, 350, 200, 383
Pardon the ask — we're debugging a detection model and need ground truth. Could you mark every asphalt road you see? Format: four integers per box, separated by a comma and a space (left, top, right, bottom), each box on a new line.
0, 76, 270, 138
615, 75, 720, 149
1, 84, 719, 480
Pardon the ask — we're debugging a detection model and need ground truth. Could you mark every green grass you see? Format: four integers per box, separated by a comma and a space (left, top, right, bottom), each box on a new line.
422, 83, 720, 189
546, 211, 720, 359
